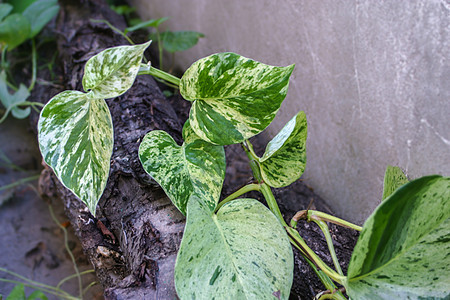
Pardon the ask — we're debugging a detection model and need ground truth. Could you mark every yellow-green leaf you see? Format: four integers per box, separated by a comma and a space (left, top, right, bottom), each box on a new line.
175, 197, 294, 299
138, 129, 225, 214
346, 175, 450, 299
82, 41, 151, 99
259, 111, 307, 188
180, 52, 294, 145
0, 13, 30, 50
22, 0, 59, 38
38, 91, 113, 216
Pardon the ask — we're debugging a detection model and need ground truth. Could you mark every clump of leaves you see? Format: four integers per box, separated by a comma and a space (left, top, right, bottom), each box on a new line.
37, 42, 450, 299
0, 0, 59, 123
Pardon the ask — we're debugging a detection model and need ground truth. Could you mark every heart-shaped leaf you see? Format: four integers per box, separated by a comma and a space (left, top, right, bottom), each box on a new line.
175, 197, 294, 299
158, 30, 204, 53
382, 165, 409, 201
345, 175, 450, 299
0, 71, 30, 121
22, 0, 59, 38
0, 4, 13, 22
38, 90, 113, 216
180, 52, 294, 145
139, 130, 225, 214
259, 111, 307, 188
0, 13, 30, 50
82, 41, 151, 99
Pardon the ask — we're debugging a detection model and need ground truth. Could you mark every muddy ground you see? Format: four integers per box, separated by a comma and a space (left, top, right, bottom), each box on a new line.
0, 117, 103, 299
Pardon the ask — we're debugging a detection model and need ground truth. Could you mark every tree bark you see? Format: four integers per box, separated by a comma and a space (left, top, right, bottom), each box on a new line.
33, 0, 359, 299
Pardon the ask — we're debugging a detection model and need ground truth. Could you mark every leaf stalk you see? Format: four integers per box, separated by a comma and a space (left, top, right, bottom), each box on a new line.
291, 210, 362, 231
138, 63, 181, 87
215, 183, 260, 213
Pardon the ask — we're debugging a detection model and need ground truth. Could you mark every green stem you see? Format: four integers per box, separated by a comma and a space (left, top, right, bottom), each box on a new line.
0, 174, 40, 192
286, 226, 346, 285
82, 281, 98, 296
245, 140, 259, 160
303, 258, 347, 300
260, 183, 286, 226
215, 183, 260, 213
48, 205, 83, 299
28, 39, 37, 91
242, 139, 347, 288
1, 46, 7, 70
307, 210, 362, 231
242, 142, 263, 183
0, 101, 44, 124
0, 279, 77, 300
313, 220, 344, 276
138, 63, 181, 87
0, 268, 74, 298
57, 270, 95, 290
90, 19, 134, 45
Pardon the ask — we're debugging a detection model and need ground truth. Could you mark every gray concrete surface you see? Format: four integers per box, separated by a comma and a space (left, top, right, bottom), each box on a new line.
129, 0, 450, 224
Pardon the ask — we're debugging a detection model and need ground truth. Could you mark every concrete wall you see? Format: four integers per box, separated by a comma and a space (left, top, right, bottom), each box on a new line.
129, 0, 450, 224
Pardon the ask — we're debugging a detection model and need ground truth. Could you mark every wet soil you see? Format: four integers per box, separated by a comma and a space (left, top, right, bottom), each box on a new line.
0, 118, 103, 299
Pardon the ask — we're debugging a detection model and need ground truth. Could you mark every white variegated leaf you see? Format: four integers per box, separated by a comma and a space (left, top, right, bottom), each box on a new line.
346, 175, 450, 299
38, 90, 113, 216
180, 52, 295, 145
138, 129, 225, 215
82, 41, 151, 99
175, 197, 293, 299
259, 111, 307, 188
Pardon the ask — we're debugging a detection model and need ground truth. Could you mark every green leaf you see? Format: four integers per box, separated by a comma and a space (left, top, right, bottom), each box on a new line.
180, 52, 295, 145
82, 41, 151, 99
139, 129, 225, 214
0, 4, 13, 22
110, 5, 136, 16
22, 0, 59, 38
27, 290, 47, 300
0, 13, 30, 50
0, 71, 30, 120
259, 111, 307, 188
175, 197, 294, 299
38, 90, 113, 216
6, 284, 26, 300
182, 119, 201, 144
382, 165, 409, 201
159, 30, 204, 53
346, 175, 450, 299
4, 0, 36, 14
124, 17, 169, 34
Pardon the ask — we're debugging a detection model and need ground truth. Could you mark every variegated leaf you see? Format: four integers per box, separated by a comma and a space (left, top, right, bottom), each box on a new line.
175, 197, 293, 299
180, 52, 295, 145
259, 111, 307, 188
82, 41, 151, 99
345, 175, 450, 299
182, 119, 200, 144
138, 130, 225, 215
38, 90, 113, 216
382, 165, 409, 201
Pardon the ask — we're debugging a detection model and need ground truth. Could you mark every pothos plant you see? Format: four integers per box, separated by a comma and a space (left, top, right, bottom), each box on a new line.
37, 41, 450, 299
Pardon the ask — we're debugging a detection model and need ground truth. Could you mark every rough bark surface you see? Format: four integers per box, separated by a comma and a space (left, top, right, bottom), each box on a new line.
33, 0, 359, 299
